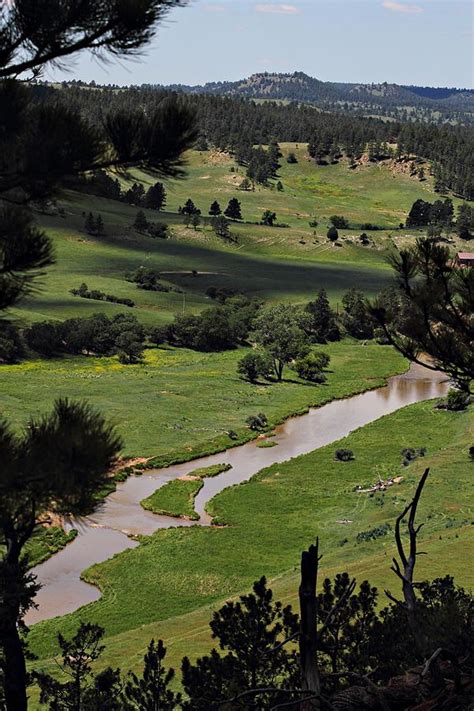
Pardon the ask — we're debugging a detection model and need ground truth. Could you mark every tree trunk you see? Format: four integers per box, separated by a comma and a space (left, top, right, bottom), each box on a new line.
1, 541, 28, 711
2, 620, 28, 711
299, 542, 321, 710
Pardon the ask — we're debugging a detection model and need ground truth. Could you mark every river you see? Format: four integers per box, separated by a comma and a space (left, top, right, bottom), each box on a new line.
27, 363, 448, 626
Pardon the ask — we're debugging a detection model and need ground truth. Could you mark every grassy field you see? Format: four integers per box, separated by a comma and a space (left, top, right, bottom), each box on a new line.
30, 399, 473, 671
142, 478, 203, 520
9, 144, 455, 328
0, 342, 406, 459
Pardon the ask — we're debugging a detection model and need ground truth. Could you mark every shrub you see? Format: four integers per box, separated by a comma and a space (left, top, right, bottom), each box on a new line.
469, 446, 474, 461
147, 325, 170, 346
227, 430, 238, 440
327, 226, 339, 242
292, 351, 330, 383
356, 523, 391, 543
359, 232, 370, 244
70, 283, 134, 307
237, 352, 273, 383
446, 388, 470, 411
246, 413, 268, 431
335, 448, 355, 462
329, 215, 349, 229
126, 267, 169, 292
24, 321, 64, 357
286, 152, 298, 164
401, 446, 427, 466
261, 210, 277, 226
0, 322, 24, 363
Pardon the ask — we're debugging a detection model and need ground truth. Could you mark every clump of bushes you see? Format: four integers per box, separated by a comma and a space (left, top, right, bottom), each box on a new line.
237, 351, 273, 383
70, 283, 134, 307
206, 286, 242, 302
132, 210, 170, 238
335, 448, 355, 462
0, 321, 24, 364
168, 296, 261, 353
126, 267, 170, 292
246, 413, 268, 431
446, 388, 470, 411
292, 351, 330, 383
356, 522, 391, 543
401, 446, 427, 467
24, 313, 145, 363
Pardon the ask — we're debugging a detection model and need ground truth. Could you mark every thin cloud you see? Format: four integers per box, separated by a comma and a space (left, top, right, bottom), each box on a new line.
255, 4, 300, 15
201, 3, 226, 11
382, 1, 423, 14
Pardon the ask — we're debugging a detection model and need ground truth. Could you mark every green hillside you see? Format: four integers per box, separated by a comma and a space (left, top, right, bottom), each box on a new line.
11, 144, 453, 327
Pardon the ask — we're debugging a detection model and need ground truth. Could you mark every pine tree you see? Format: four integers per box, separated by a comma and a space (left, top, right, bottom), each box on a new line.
122, 639, 182, 709
145, 182, 167, 211
95, 214, 104, 236
84, 212, 96, 234
133, 210, 149, 232
183, 198, 199, 216
224, 198, 242, 221
209, 200, 221, 216
304, 289, 340, 343
327, 226, 339, 242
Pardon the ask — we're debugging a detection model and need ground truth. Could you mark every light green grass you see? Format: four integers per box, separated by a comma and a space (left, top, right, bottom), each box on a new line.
29, 400, 472, 672
256, 439, 278, 448
189, 463, 232, 478
0, 342, 406, 459
142, 479, 203, 520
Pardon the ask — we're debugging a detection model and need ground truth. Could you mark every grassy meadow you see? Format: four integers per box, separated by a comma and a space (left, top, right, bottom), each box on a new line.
0, 342, 405, 460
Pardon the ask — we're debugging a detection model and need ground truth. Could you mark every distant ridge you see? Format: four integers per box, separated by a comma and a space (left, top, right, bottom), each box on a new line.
153, 71, 474, 120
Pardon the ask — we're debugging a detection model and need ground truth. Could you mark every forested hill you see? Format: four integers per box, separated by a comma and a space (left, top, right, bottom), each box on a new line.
38, 83, 474, 200
154, 71, 474, 124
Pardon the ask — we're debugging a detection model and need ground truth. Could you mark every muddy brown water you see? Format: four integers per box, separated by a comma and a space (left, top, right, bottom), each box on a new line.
27, 364, 449, 625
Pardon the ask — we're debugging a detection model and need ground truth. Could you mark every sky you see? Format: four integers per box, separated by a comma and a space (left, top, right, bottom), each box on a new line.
49, 0, 473, 89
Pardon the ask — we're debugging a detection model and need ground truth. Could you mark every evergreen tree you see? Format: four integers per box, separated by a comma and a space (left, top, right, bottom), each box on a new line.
133, 210, 149, 232
209, 200, 221, 216
181, 577, 298, 710
122, 639, 182, 710
371, 238, 474, 390
36, 623, 122, 709
456, 203, 473, 240
123, 182, 146, 206
327, 226, 339, 242
342, 289, 374, 339
145, 182, 167, 211
261, 210, 277, 226
0, 402, 121, 708
304, 289, 340, 343
286, 151, 298, 164
84, 211, 96, 234
224, 197, 242, 221
183, 198, 200, 216
95, 214, 104, 236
